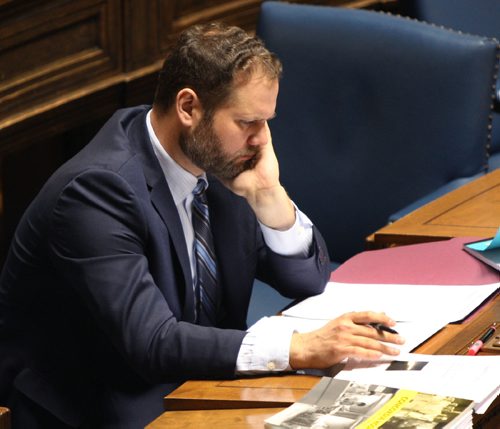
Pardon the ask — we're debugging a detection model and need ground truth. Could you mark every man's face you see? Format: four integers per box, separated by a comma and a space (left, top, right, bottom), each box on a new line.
180, 73, 279, 180
179, 111, 258, 180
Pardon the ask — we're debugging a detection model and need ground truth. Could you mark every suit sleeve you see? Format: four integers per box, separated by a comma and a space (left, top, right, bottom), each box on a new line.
257, 223, 331, 300
48, 168, 245, 382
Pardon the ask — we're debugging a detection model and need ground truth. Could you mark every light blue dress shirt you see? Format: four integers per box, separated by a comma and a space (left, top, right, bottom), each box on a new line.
146, 110, 313, 373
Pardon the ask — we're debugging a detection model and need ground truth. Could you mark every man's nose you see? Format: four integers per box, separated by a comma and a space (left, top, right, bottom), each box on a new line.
248, 121, 268, 147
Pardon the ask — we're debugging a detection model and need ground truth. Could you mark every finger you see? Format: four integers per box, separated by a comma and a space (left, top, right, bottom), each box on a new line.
345, 345, 399, 361
350, 311, 397, 327
348, 335, 402, 358
360, 324, 406, 345
348, 311, 405, 344
339, 341, 398, 361
343, 346, 384, 361
336, 313, 404, 345
264, 121, 272, 137
324, 321, 402, 356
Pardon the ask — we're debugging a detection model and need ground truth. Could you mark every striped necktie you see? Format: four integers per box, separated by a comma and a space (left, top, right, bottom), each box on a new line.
192, 178, 218, 326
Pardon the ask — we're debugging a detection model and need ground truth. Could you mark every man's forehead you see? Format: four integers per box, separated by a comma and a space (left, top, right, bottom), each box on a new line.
232, 67, 277, 88
221, 74, 278, 114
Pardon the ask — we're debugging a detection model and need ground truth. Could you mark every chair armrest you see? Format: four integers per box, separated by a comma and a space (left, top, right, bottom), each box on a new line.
494, 81, 500, 113
388, 174, 484, 223
488, 152, 500, 170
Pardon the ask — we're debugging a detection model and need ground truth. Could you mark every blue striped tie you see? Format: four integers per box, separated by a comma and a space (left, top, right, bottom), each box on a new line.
192, 178, 218, 326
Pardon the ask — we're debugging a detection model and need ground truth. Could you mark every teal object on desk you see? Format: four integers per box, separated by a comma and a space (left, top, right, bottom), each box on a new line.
463, 227, 500, 272
466, 227, 500, 251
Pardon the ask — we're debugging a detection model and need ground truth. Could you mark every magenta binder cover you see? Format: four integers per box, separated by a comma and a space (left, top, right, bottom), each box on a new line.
331, 237, 500, 285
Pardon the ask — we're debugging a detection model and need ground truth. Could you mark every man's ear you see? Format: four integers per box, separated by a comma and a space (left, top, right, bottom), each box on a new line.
176, 88, 202, 127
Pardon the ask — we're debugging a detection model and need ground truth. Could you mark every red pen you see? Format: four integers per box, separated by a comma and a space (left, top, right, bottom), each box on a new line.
466, 323, 497, 356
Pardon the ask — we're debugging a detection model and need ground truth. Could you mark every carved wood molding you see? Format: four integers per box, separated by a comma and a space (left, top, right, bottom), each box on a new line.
0, 0, 399, 263
0, 0, 396, 153
0, 59, 164, 155
0, 0, 122, 124
171, 0, 262, 32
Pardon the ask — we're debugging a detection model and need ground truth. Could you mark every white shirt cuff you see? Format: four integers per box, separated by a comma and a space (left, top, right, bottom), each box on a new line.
235, 316, 295, 374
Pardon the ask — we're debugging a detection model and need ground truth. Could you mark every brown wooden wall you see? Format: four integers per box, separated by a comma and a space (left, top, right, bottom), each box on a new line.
0, 0, 397, 264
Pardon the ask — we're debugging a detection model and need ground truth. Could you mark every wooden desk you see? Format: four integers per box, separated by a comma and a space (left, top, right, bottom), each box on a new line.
369, 169, 500, 249
163, 294, 499, 409
415, 293, 499, 356
155, 294, 499, 428
163, 374, 320, 412
0, 407, 10, 429
146, 407, 283, 429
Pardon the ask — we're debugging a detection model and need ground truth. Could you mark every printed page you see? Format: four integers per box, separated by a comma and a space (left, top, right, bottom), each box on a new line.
335, 353, 500, 413
282, 282, 499, 323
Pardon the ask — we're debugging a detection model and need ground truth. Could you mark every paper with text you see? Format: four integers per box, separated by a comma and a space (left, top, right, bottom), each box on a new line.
336, 353, 500, 413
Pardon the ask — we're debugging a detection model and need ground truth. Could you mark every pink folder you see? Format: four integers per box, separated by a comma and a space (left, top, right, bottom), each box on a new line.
331, 237, 500, 285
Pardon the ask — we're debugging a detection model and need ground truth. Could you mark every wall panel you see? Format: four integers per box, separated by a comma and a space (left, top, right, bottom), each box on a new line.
0, 0, 397, 264
0, 0, 122, 122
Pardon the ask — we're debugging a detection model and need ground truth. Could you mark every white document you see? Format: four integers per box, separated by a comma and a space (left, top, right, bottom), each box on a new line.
259, 315, 447, 354
336, 353, 500, 413
282, 282, 499, 323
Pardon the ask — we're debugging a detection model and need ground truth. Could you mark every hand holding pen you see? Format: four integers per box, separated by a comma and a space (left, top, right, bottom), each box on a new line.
289, 311, 405, 370
369, 322, 399, 335
466, 323, 497, 356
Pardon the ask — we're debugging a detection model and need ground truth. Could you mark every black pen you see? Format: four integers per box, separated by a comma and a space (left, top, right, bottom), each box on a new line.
369, 322, 399, 335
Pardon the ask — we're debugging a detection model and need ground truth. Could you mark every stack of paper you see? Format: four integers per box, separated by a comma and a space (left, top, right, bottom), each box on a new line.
279, 280, 498, 359
265, 376, 476, 428
282, 282, 499, 324
336, 353, 500, 414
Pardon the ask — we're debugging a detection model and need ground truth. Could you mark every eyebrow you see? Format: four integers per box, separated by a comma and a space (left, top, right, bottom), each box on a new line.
244, 112, 277, 122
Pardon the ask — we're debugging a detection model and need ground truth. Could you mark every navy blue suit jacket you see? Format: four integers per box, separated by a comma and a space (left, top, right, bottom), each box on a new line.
0, 106, 330, 427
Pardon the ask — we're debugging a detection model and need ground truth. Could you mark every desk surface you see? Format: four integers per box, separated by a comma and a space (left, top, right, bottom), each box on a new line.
163, 294, 500, 409
151, 298, 500, 428
146, 407, 283, 429
0, 407, 10, 429
158, 294, 500, 429
370, 169, 500, 248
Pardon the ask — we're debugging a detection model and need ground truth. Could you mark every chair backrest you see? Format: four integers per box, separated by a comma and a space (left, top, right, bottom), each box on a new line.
257, 1, 498, 262
400, 0, 500, 39
399, 0, 500, 168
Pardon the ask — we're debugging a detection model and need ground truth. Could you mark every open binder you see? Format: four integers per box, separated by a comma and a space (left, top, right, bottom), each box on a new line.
331, 237, 500, 285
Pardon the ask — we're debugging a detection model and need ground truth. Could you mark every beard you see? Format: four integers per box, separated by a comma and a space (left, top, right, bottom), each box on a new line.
179, 115, 260, 180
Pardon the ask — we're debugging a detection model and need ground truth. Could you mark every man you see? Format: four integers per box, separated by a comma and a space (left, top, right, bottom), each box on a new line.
0, 23, 403, 428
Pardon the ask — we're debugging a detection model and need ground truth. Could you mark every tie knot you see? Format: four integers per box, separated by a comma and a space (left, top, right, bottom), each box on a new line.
193, 178, 208, 198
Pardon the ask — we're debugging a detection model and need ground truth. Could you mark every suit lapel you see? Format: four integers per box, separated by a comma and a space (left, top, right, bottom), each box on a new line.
149, 184, 195, 321
128, 109, 195, 321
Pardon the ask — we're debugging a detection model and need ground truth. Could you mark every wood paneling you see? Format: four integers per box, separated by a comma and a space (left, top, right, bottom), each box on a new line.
0, 0, 397, 264
0, 406, 10, 429
0, 0, 122, 122
169, 0, 262, 33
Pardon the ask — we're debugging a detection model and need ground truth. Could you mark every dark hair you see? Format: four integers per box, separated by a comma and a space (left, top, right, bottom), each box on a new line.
153, 22, 282, 116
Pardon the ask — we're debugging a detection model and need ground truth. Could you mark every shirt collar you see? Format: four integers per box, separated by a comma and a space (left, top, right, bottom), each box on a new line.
146, 109, 207, 204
